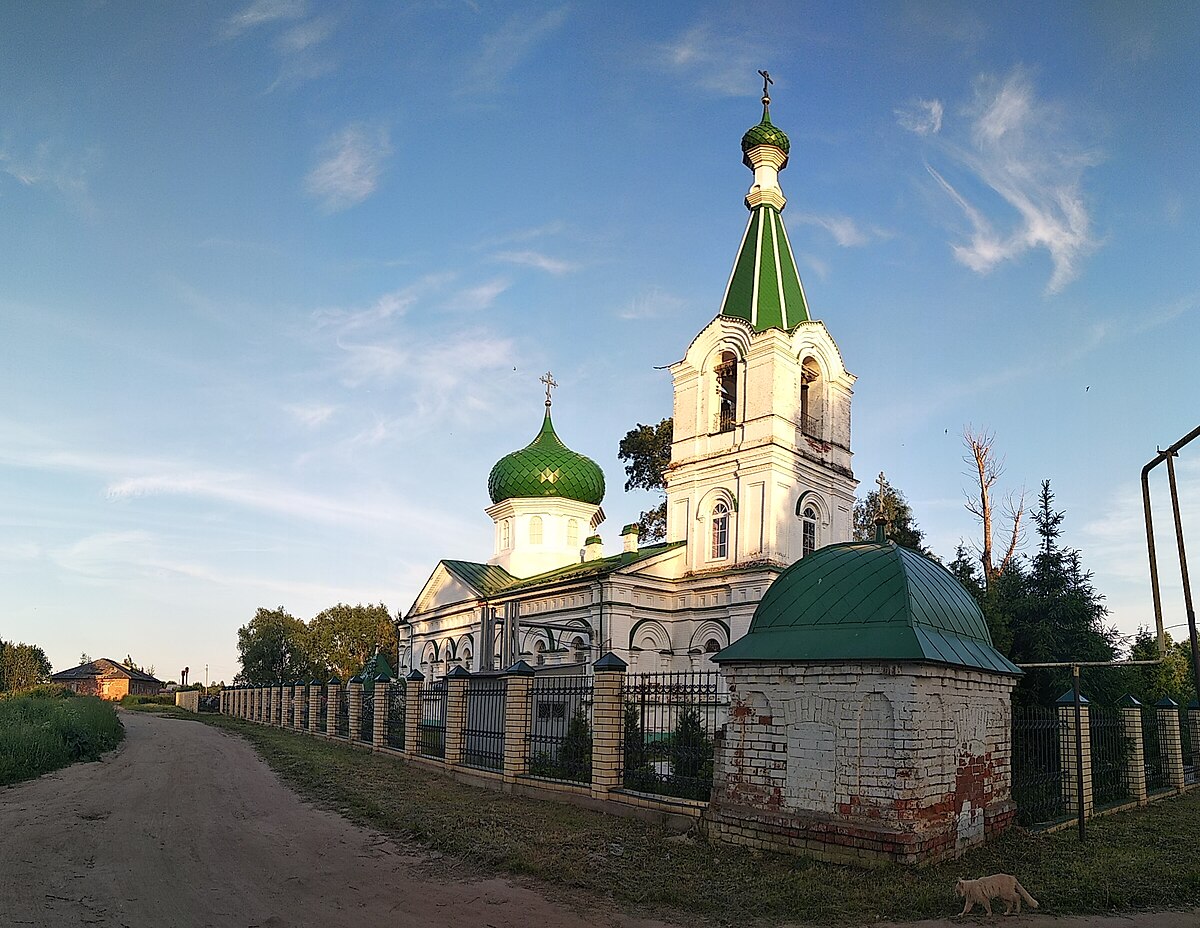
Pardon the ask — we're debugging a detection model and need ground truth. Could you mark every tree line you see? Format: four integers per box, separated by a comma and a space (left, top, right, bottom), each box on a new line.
0, 641, 52, 692
235, 603, 398, 685
619, 419, 1193, 709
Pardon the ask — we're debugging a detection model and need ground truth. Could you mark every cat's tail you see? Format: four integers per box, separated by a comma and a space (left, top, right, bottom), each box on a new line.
1015, 882, 1039, 909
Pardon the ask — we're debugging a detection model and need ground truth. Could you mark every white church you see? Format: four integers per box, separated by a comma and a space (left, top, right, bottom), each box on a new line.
402, 86, 858, 677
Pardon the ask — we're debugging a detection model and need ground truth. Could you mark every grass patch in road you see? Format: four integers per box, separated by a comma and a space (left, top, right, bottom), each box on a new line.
202, 715, 1200, 926
0, 692, 124, 786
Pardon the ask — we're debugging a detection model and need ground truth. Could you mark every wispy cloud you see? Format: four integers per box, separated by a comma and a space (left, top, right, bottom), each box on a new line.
448, 278, 510, 311
285, 403, 336, 427
221, 0, 338, 91
617, 286, 686, 321
492, 250, 578, 275
895, 98, 943, 136
460, 7, 569, 95
909, 68, 1102, 293
0, 140, 94, 213
659, 24, 768, 96
304, 124, 392, 212
791, 213, 890, 248
221, 0, 307, 38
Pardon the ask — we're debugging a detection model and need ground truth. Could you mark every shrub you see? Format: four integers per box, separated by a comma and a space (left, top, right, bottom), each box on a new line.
0, 694, 124, 785
1, 683, 73, 701
120, 694, 175, 706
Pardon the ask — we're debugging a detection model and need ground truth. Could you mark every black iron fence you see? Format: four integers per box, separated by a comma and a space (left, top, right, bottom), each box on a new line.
1143, 709, 1167, 793
528, 675, 593, 783
1183, 710, 1197, 785
358, 685, 375, 744
419, 679, 447, 758
620, 671, 728, 801
1010, 706, 1067, 827
1089, 707, 1130, 809
298, 687, 309, 730
464, 675, 506, 771
318, 686, 328, 731
336, 688, 349, 738
386, 681, 406, 751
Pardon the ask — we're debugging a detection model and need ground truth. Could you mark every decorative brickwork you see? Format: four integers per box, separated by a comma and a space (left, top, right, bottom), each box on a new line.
373, 682, 389, 749
326, 685, 340, 738
591, 662, 627, 798
503, 671, 533, 781
445, 672, 468, 766
1122, 705, 1148, 803
348, 681, 363, 743
1158, 702, 1186, 789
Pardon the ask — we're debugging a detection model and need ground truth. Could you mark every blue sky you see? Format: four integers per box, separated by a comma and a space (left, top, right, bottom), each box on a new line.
1, 2, 1197, 685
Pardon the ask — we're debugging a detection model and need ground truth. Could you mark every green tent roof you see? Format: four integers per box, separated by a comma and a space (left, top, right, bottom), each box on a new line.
716, 540, 1021, 675
487, 409, 605, 506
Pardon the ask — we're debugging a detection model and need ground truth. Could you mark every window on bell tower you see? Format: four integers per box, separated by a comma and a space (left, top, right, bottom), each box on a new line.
714, 350, 737, 433
802, 505, 818, 557
711, 501, 730, 559
800, 357, 822, 438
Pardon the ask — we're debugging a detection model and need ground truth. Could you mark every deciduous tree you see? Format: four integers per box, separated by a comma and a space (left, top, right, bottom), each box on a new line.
235, 607, 314, 685
962, 426, 1024, 591
617, 418, 673, 542
307, 603, 397, 682
853, 476, 930, 554
0, 641, 52, 691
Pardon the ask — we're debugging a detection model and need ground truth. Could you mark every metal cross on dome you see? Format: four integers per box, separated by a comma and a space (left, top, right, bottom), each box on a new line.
876, 471, 888, 519
758, 69, 773, 103
540, 370, 558, 407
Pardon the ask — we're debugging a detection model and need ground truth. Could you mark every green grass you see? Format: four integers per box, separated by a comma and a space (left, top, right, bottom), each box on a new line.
119, 693, 176, 707
0, 693, 124, 786
195, 715, 1200, 926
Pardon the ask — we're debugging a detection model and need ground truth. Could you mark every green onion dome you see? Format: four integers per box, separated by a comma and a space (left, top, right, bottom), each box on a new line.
741, 106, 790, 167
488, 410, 605, 506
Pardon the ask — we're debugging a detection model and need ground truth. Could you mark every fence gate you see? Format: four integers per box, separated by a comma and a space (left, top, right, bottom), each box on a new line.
620, 671, 728, 801
419, 679, 447, 758
463, 675, 506, 771
528, 675, 594, 784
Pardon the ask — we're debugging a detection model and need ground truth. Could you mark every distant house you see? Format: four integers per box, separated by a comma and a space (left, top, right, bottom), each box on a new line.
50, 658, 163, 700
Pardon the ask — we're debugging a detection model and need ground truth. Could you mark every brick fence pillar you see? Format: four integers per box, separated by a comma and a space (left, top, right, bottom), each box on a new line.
1120, 695, 1147, 803
503, 661, 535, 782
444, 666, 469, 766
404, 670, 424, 757
348, 677, 363, 743
1157, 697, 1185, 789
260, 687, 267, 723
326, 678, 341, 738
591, 653, 628, 800
263, 686, 272, 724
308, 680, 321, 733
373, 675, 390, 749
1057, 690, 1093, 819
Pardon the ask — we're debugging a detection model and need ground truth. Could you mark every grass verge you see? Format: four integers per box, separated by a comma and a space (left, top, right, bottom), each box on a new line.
0, 692, 124, 785
199, 715, 1200, 926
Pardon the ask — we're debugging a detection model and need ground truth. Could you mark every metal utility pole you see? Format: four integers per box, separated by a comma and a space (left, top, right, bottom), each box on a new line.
1142, 424, 1200, 696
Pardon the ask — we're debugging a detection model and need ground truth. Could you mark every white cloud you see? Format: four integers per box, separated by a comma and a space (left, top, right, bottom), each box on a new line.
285, 403, 336, 427
460, 8, 569, 95
916, 69, 1101, 293
221, 0, 307, 38
617, 287, 686, 321
0, 141, 93, 213
492, 250, 577, 275
304, 124, 392, 212
448, 278, 511, 311
791, 213, 877, 248
895, 98, 944, 136
659, 24, 766, 96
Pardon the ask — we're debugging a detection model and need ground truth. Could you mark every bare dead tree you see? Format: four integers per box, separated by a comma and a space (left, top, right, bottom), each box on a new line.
962, 426, 1025, 589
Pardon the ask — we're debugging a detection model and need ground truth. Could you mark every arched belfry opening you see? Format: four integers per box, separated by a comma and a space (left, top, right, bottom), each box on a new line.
800, 357, 822, 438
715, 350, 738, 433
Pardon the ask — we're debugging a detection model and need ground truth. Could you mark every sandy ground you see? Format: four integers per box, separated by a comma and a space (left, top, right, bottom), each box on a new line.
1, 711, 1196, 928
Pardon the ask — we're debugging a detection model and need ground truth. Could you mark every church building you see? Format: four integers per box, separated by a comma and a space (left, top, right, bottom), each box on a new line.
402, 86, 857, 677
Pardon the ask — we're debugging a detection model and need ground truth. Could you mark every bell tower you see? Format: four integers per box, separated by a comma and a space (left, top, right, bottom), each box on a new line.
664, 76, 857, 573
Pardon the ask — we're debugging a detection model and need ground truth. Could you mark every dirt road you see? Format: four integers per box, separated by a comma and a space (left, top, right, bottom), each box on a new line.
1, 711, 1195, 928
0, 711, 677, 928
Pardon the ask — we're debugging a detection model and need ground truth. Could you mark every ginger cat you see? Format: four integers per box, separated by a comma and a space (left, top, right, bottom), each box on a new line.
954, 874, 1039, 916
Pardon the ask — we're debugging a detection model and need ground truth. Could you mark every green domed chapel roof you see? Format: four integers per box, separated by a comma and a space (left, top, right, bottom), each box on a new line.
741, 106, 790, 164
488, 410, 605, 506
717, 540, 1021, 674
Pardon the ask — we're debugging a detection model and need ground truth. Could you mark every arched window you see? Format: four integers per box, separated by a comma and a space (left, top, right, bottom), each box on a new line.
800, 357, 822, 437
529, 516, 543, 545
704, 638, 721, 654
566, 518, 579, 548
534, 640, 546, 666
711, 501, 730, 559
802, 504, 818, 557
459, 646, 472, 671
501, 519, 511, 549
571, 635, 586, 664
714, 350, 737, 433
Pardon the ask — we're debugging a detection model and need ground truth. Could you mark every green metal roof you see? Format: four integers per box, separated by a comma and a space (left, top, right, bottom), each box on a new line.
355, 651, 395, 692
436, 541, 685, 603
487, 409, 605, 505
741, 104, 790, 165
719, 205, 810, 331
716, 541, 1021, 675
